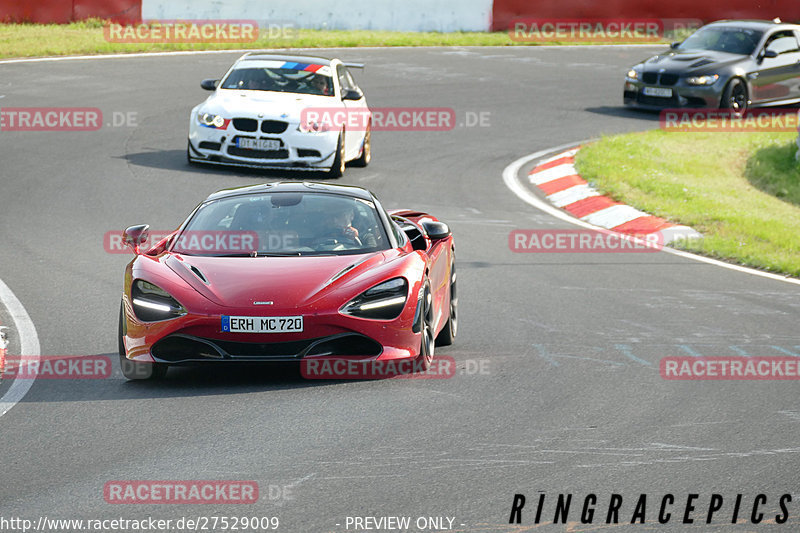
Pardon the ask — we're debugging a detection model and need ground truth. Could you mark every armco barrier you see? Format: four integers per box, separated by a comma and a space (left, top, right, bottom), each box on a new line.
4, 0, 800, 31
0, 0, 140, 24
492, 0, 800, 32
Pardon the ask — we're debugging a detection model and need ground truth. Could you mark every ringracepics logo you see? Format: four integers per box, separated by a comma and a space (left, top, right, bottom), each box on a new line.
104, 481, 258, 504
509, 18, 702, 43
661, 357, 800, 380
509, 229, 663, 253
1, 355, 111, 379
0, 108, 101, 131
300, 108, 458, 132
104, 20, 260, 43
301, 357, 456, 380
661, 108, 800, 132
508, 493, 793, 526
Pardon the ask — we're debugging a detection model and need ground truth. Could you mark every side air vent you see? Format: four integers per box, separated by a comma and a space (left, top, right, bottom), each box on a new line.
190, 265, 209, 284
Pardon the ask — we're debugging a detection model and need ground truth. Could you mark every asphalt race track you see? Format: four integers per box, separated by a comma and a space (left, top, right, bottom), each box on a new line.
1, 46, 800, 531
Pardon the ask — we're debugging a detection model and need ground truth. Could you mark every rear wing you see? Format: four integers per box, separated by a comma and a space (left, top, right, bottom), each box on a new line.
343, 62, 365, 70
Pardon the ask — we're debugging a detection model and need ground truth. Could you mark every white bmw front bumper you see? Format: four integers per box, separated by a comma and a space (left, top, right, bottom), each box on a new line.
188, 114, 339, 169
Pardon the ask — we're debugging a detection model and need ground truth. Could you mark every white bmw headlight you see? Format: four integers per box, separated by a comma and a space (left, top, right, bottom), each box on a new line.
686, 74, 719, 86
626, 69, 639, 80
197, 112, 229, 129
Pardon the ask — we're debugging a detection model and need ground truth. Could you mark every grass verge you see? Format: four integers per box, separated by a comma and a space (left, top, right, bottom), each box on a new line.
0, 20, 673, 59
575, 130, 800, 278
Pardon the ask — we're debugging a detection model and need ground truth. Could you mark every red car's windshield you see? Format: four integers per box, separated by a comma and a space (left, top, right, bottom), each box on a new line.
171, 192, 390, 256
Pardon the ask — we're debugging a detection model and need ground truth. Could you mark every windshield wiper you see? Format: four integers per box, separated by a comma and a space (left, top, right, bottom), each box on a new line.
207, 251, 305, 257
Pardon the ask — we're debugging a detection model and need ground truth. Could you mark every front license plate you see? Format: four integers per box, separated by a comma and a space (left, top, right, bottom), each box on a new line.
222, 316, 303, 333
642, 87, 673, 98
237, 138, 281, 151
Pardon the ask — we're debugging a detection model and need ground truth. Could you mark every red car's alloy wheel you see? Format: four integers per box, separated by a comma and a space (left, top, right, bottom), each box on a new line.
416, 281, 435, 371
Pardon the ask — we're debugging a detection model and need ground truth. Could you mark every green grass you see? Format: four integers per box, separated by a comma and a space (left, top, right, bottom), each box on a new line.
0, 20, 674, 59
575, 130, 800, 277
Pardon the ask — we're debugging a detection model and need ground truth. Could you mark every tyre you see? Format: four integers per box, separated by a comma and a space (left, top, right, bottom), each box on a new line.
351, 122, 371, 167
414, 281, 435, 371
119, 301, 167, 381
327, 131, 345, 178
721, 78, 748, 114
435, 255, 457, 347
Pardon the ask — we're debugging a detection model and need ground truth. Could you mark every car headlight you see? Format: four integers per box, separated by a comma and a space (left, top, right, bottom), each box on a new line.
131, 280, 187, 322
341, 278, 408, 320
686, 74, 719, 86
197, 112, 230, 129
626, 69, 639, 80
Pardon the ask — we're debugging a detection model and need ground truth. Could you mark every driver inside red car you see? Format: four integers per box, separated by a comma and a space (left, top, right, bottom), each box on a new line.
323, 206, 360, 245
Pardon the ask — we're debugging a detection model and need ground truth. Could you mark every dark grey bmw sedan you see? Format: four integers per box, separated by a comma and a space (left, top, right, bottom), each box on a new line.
624, 20, 800, 112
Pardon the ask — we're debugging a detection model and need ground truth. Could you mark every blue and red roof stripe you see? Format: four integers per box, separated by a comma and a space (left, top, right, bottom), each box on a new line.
280, 62, 324, 72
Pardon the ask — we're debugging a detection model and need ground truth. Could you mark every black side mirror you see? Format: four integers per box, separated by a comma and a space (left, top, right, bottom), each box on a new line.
421, 220, 451, 241
123, 224, 150, 253
763, 49, 779, 59
670, 41, 681, 49
342, 88, 363, 101
200, 79, 219, 91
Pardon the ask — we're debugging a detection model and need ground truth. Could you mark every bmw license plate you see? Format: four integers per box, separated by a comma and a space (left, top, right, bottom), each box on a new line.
222, 316, 303, 333
237, 138, 281, 151
642, 87, 673, 98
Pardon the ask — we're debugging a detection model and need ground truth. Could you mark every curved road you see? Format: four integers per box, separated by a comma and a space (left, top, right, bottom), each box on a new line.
1, 47, 799, 531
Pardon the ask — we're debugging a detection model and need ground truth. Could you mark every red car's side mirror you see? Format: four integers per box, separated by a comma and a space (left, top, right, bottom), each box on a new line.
123, 224, 150, 254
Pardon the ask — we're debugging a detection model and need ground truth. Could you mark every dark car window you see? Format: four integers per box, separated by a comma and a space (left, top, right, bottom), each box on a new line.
221, 67, 334, 96
172, 192, 389, 256
765, 32, 800, 55
678, 27, 763, 55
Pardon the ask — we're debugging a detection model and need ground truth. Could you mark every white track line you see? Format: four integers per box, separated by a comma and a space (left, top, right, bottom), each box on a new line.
0, 44, 665, 66
502, 142, 800, 287
0, 278, 40, 418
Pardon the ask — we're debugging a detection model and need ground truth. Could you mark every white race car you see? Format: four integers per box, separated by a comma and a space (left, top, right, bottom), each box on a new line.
188, 53, 371, 178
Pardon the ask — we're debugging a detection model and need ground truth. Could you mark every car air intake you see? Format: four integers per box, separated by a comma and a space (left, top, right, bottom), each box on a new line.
227, 147, 290, 159
261, 120, 289, 134
659, 73, 679, 86
233, 118, 258, 132
642, 72, 658, 84
198, 141, 222, 151
297, 149, 322, 158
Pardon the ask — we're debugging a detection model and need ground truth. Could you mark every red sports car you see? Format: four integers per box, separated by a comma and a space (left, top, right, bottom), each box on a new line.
118, 182, 456, 379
